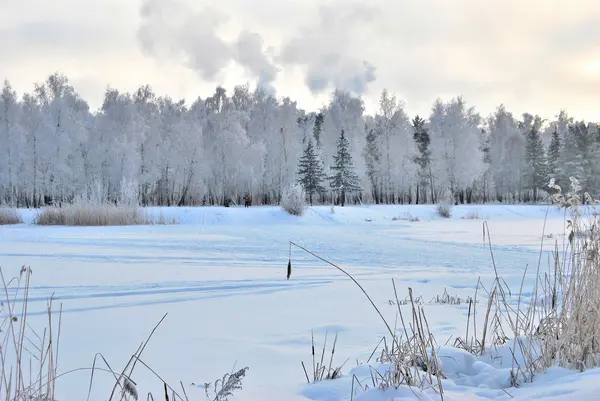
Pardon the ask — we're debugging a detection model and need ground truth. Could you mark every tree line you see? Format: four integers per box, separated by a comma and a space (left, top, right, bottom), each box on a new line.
0, 73, 598, 208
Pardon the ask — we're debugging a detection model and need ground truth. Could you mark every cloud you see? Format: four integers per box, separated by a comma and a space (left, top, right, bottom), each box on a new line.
304, 58, 376, 95
279, 2, 379, 96
137, 0, 278, 91
0, 17, 126, 62
233, 31, 279, 94
137, 0, 231, 81
136, 0, 380, 96
1, 0, 600, 121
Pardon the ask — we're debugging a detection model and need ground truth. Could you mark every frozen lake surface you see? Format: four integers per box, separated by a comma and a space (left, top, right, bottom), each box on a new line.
1, 204, 598, 400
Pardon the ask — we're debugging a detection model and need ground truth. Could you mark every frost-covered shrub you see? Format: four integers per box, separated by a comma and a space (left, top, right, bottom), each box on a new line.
437, 203, 451, 218
281, 183, 306, 216
436, 188, 454, 218
0, 207, 22, 225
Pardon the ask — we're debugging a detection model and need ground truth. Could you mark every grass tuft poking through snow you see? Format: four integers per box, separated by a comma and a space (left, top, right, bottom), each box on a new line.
301, 330, 346, 384
33, 204, 178, 226
0, 207, 23, 225
391, 213, 420, 222
461, 210, 481, 220
204, 366, 249, 401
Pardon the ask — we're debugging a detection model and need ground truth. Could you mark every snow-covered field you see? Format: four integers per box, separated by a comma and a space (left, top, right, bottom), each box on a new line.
1, 204, 599, 401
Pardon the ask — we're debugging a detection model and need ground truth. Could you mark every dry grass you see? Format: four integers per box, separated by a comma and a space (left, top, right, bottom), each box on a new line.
430, 288, 473, 305
155, 210, 179, 225
388, 288, 470, 307
0, 266, 245, 401
34, 204, 178, 226
450, 178, 600, 383
535, 178, 600, 372
301, 330, 347, 384
204, 366, 249, 401
461, 211, 481, 220
0, 207, 23, 225
1, 266, 61, 401
391, 214, 420, 222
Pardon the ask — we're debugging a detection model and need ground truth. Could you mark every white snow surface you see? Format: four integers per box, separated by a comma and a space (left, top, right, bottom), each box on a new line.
1, 204, 599, 401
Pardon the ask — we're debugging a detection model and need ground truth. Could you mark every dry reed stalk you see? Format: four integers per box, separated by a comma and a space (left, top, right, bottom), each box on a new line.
1, 267, 62, 401
0, 208, 22, 225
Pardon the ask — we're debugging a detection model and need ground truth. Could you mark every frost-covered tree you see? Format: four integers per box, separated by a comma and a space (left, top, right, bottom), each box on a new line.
0, 81, 21, 205
429, 97, 484, 203
479, 128, 493, 203
20, 92, 44, 207
487, 105, 526, 201
412, 115, 433, 204
369, 91, 416, 203
329, 130, 361, 206
376, 89, 396, 200
2, 72, 600, 207
29, 73, 92, 205
363, 125, 381, 203
297, 139, 326, 205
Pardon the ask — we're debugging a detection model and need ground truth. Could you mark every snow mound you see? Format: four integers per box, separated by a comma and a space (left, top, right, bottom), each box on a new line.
299, 342, 600, 401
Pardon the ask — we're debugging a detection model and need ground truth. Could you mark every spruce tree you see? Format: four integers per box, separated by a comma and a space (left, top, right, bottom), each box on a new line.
559, 122, 600, 196
297, 138, 326, 205
523, 123, 547, 199
559, 122, 584, 187
547, 128, 561, 184
411, 115, 433, 203
329, 129, 361, 206
363, 126, 381, 203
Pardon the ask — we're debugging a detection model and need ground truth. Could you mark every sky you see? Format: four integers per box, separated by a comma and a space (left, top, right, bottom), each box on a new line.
0, 0, 599, 122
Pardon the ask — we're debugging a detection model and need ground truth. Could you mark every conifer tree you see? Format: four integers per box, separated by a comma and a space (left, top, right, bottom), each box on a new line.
559, 122, 600, 196
547, 128, 561, 184
297, 138, 326, 205
329, 129, 361, 206
523, 120, 547, 199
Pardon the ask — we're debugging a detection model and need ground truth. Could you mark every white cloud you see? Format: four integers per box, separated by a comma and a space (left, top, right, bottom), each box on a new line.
0, 0, 598, 121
